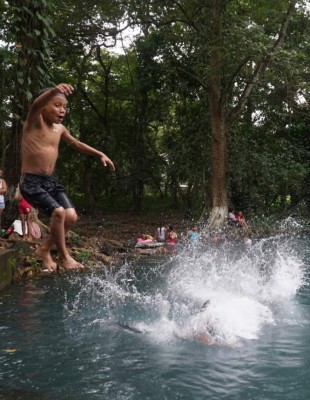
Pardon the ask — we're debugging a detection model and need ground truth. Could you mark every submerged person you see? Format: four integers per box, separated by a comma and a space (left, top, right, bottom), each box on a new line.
19, 83, 115, 272
193, 300, 216, 344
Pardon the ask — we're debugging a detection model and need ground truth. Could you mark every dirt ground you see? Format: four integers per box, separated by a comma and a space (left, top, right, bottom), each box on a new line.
73, 211, 188, 246
0, 211, 190, 278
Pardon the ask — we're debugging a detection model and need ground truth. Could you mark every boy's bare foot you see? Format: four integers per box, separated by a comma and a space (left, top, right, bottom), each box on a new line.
58, 254, 85, 271
35, 246, 57, 272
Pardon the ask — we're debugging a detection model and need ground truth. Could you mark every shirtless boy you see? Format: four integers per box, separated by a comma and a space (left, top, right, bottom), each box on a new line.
20, 83, 115, 272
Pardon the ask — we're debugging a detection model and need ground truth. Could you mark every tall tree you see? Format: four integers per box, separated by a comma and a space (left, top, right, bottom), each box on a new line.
207, 1, 297, 227
6, 0, 55, 186
132, 0, 299, 226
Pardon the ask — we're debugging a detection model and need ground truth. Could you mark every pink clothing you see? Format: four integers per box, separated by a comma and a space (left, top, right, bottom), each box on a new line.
137, 238, 154, 244
31, 222, 41, 239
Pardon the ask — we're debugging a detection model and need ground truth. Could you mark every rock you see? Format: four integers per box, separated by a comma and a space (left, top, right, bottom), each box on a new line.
100, 238, 128, 255
134, 246, 168, 256
10, 240, 34, 257
97, 253, 112, 265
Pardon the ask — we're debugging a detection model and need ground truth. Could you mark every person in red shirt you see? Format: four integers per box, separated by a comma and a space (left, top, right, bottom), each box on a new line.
167, 225, 178, 246
15, 185, 33, 241
236, 211, 248, 229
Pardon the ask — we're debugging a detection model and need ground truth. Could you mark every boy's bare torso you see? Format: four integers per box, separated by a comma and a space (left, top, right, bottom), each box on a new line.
21, 116, 64, 176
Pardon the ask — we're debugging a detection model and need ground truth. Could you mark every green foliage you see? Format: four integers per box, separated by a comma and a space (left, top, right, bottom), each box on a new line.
31, 260, 41, 272
9, 1, 55, 101
7, 256, 17, 270
1, 1, 57, 183
75, 249, 91, 266
1, 0, 310, 222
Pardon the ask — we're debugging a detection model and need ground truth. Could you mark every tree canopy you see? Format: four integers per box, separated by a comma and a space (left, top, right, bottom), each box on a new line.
1, 0, 309, 226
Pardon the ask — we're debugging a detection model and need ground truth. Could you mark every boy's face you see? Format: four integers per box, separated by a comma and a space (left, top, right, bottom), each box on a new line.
42, 94, 68, 124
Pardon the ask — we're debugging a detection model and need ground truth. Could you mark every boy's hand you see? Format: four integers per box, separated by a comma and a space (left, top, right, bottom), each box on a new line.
55, 83, 74, 96
100, 154, 115, 171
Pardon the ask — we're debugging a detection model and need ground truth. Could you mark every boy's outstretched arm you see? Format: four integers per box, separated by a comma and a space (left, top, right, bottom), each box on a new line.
26, 83, 74, 125
62, 129, 115, 171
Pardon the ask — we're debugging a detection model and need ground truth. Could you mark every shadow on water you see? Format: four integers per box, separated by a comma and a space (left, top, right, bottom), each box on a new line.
0, 386, 67, 400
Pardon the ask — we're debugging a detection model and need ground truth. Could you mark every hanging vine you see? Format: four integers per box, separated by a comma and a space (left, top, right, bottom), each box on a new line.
4, 0, 56, 194
9, 0, 56, 115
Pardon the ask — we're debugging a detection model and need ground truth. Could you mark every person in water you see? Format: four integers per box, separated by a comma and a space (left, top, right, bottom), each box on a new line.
19, 83, 115, 272
187, 224, 199, 242
193, 300, 216, 344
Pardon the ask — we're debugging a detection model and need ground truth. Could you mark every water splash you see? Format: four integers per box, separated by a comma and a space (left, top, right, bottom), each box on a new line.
65, 235, 305, 347
278, 216, 303, 230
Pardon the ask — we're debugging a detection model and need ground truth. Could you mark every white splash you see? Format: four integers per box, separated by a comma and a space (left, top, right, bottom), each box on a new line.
66, 236, 305, 347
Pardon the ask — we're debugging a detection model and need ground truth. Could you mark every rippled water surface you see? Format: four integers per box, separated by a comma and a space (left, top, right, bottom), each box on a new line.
0, 233, 310, 400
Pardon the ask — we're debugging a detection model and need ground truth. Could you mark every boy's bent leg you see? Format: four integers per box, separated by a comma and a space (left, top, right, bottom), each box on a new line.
40, 207, 78, 271
35, 206, 66, 272
34, 208, 83, 271
55, 207, 84, 270
64, 208, 78, 231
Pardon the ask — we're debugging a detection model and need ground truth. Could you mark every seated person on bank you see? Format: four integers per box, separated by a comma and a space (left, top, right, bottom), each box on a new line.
136, 233, 155, 243
236, 211, 248, 229
167, 225, 178, 246
2, 219, 41, 239
155, 222, 167, 243
228, 208, 238, 226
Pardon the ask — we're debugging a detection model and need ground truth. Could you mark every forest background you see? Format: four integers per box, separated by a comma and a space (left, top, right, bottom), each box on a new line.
0, 0, 309, 231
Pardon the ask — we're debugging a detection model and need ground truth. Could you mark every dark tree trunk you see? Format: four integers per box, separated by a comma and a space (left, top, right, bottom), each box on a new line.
206, 0, 228, 228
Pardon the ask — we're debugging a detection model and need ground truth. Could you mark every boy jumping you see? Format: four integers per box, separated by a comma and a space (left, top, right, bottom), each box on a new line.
20, 83, 115, 272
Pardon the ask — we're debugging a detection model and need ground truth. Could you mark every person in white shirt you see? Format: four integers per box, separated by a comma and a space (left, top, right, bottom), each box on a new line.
155, 222, 167, 242
0, 170, 7, 229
